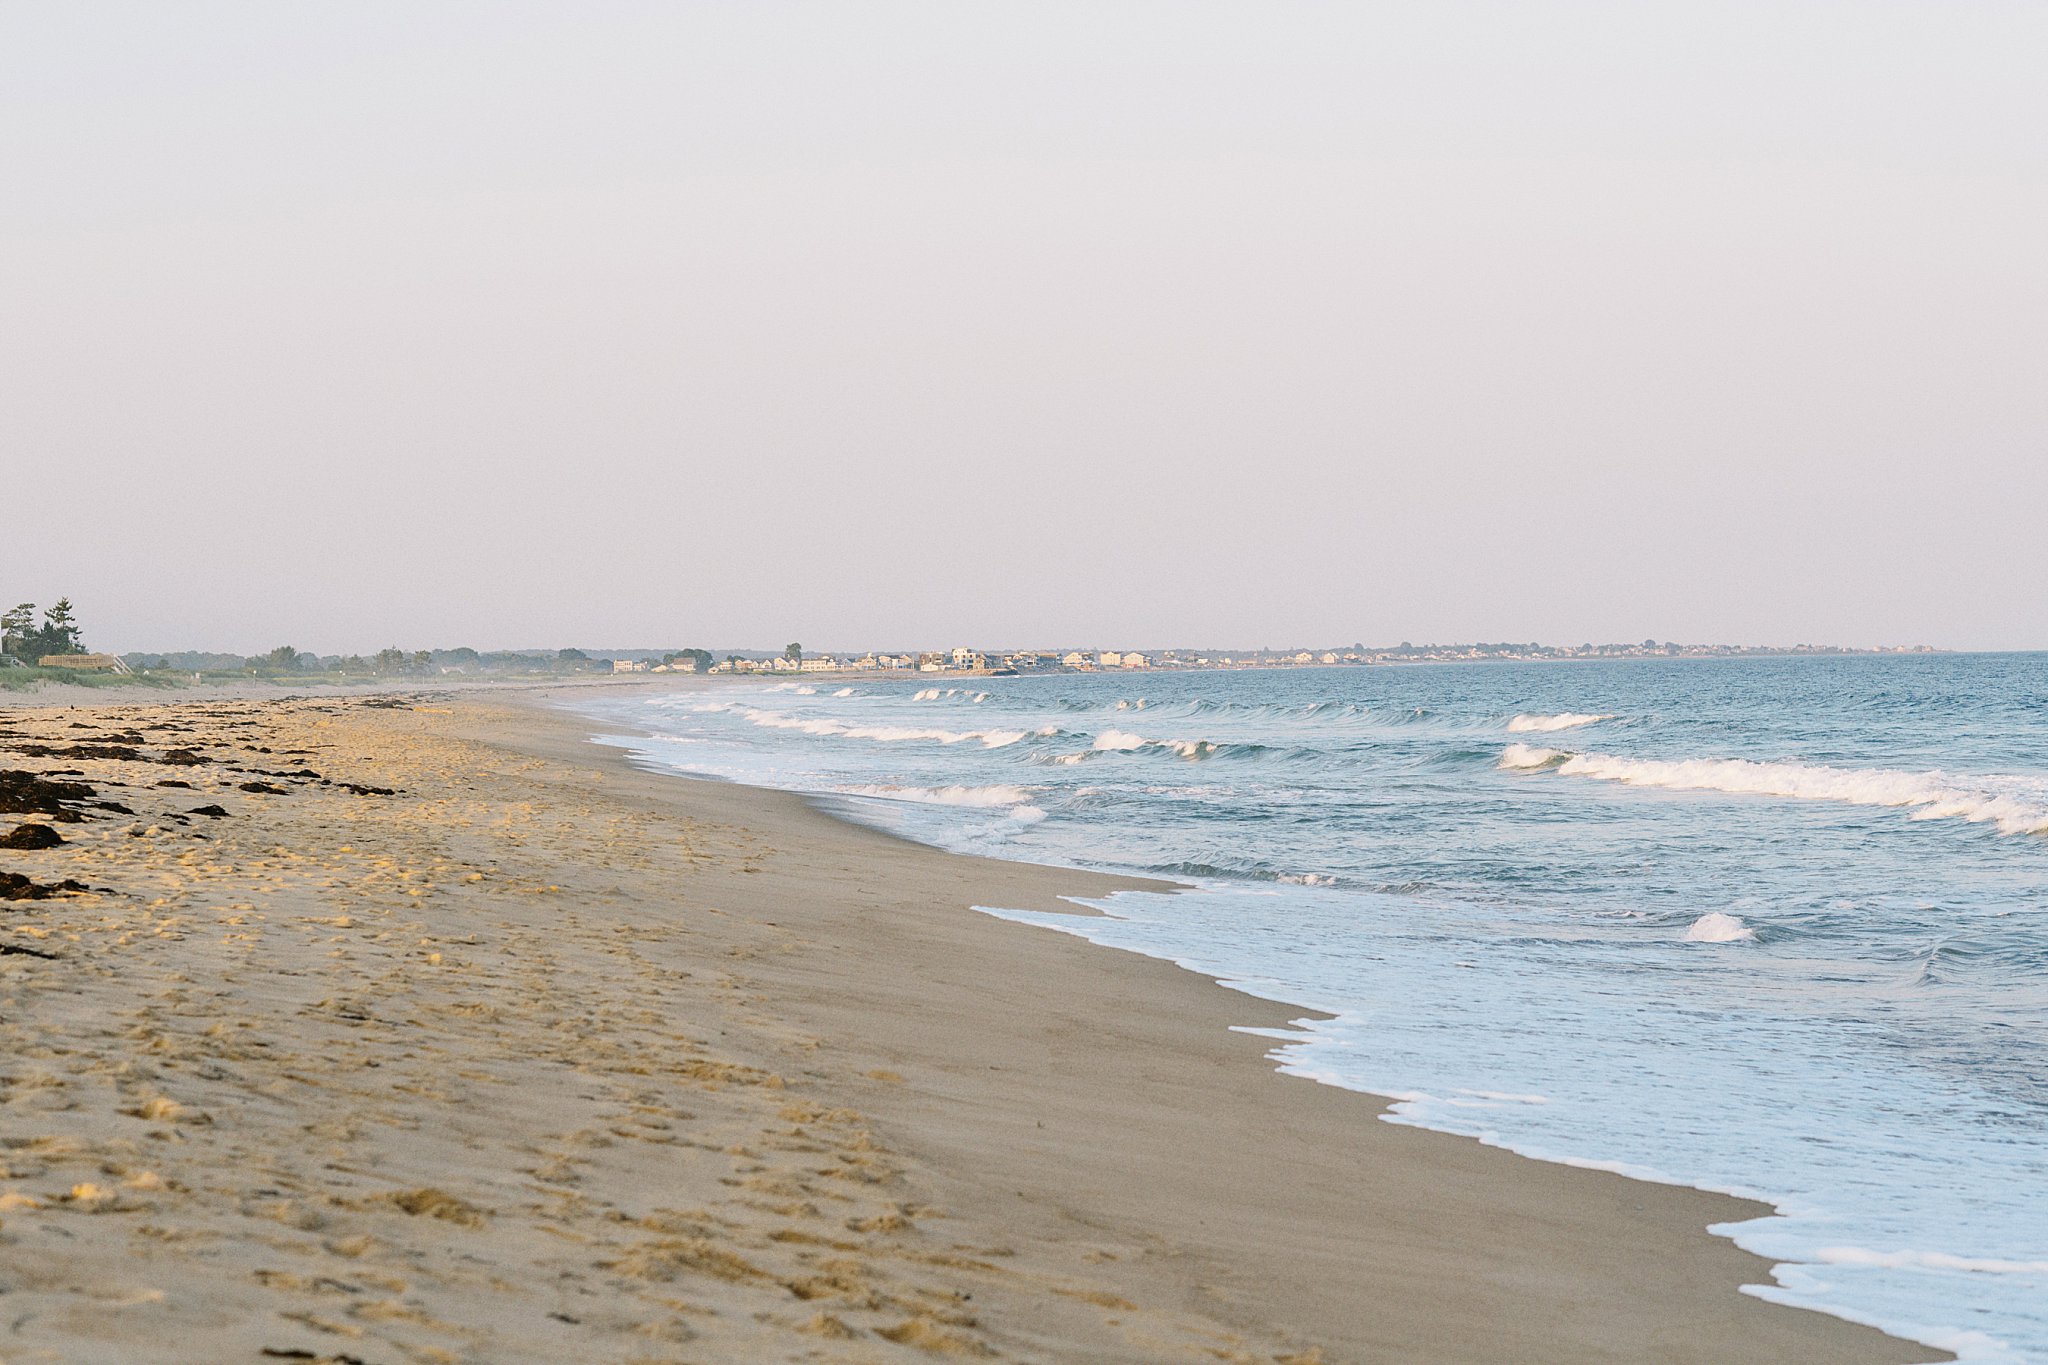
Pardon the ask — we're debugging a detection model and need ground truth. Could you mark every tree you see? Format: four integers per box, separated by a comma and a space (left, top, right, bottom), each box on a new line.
411, 650, 432, 672
0, 604, 33, 658
558, 647, 588, 661
374, 647, 407, 673
6, 599, 85, 660
784, 642, 803, 662
263, 645, 302, 673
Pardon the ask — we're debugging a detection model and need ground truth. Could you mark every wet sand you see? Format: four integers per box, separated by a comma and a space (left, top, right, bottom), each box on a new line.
0, 687, 1943, 1363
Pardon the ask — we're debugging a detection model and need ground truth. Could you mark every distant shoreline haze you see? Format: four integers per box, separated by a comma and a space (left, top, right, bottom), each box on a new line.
92, 639, 1944, 683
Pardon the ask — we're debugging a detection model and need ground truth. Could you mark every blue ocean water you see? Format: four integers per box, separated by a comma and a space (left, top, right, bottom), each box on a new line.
575, 654, 2048, 1361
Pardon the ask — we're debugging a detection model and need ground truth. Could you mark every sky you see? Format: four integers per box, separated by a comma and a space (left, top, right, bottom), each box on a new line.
4, 2, 2044, 654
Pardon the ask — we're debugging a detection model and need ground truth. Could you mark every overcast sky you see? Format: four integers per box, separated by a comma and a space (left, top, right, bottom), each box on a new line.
5, 2, 2043, 654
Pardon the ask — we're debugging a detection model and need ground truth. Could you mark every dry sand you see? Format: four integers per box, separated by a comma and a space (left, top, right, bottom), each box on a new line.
0, 688, 1943, 1364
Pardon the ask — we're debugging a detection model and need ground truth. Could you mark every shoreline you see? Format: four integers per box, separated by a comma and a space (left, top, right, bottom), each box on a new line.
543, 685, 1950, 1363
567, 683, 1968, 1363
0, 686, 1945, 1362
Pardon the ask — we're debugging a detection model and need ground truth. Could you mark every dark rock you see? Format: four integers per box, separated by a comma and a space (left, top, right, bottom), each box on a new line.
239, 781, 289, 795
0, 824, 63, 849
11, 743, 144, 762
341, 783, 398, 796
0, 770, 97, 819
156, 779, 194, 789
159, 750, 209, 766
188, 805, 230, 818
0, 872, 90, 901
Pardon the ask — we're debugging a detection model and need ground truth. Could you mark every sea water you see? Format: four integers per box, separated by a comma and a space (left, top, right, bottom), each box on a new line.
575, 654, 2048, 1361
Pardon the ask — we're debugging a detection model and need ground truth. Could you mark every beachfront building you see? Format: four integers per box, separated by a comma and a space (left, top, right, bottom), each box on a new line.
1062, 651, 1091, 669
1120, 653, 1149, 668
1100, 652, 1124, 668
798, 656, 838, 672
611, 659, 648, 673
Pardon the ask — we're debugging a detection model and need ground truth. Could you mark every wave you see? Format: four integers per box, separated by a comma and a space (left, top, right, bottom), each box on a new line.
712, 704, 1028, 749
1683, 912, 1755, 943
837, 783, 1037, 808
1072, 729, 1280, 762
1502, 745, 2048, 837
1815, 1246, 2048, 1276
1144, 858, 1346, 886
1507, 712, 1613, 733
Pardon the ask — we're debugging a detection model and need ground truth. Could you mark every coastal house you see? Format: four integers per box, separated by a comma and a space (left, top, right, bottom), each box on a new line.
1100, 652, 1124, 668
1120, 653, 1149, 668
798, 656, 837, 672
611, 659, 648, 673
1061, 651, 1090, 669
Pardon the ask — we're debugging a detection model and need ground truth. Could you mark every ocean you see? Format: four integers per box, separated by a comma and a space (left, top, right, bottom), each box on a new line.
574, 653, 2048, 1362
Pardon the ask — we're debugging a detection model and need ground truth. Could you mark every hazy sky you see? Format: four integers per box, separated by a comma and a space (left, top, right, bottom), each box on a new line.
6, 2, 2044, 654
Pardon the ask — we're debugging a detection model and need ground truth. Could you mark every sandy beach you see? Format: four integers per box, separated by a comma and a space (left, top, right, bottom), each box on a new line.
0, 685, 1942, 1364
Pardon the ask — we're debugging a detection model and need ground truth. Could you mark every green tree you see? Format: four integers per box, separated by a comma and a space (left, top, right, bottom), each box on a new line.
12, 599, 85, 659
263, 645, 302, 673
0, 604, 33, 658
411, 650, 432, 673
784, 642, 802, 663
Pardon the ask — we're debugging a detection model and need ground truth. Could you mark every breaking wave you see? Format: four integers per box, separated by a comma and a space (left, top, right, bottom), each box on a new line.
1503, 746, 2048, 837
1507, 712, 1613, 733
837, 783, 1037, 808
703, 702, 1029, 749
1684, 912, 1756, 943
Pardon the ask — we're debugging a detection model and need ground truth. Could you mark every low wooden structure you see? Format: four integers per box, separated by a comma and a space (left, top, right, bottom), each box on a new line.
36, 653, 131, 674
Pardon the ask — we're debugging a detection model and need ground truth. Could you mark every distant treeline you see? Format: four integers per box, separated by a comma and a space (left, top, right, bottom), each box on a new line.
121, 646, 722, 676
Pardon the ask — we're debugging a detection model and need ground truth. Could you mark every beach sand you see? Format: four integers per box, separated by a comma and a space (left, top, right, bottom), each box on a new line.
0, 687, 1943, 1363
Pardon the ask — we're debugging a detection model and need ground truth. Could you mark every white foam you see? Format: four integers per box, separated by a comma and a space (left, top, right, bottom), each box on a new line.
833, 687, 854, 697
1511, 747, 2048, 838
913, 687, 941, 701
1816, 1247, 2048, 1276
1093, 729, 1149, 751
1684, 911, 1756, 943
718, 704, 1034, 749
839, 783, 1036, 808
1508, 712, 1614, 733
